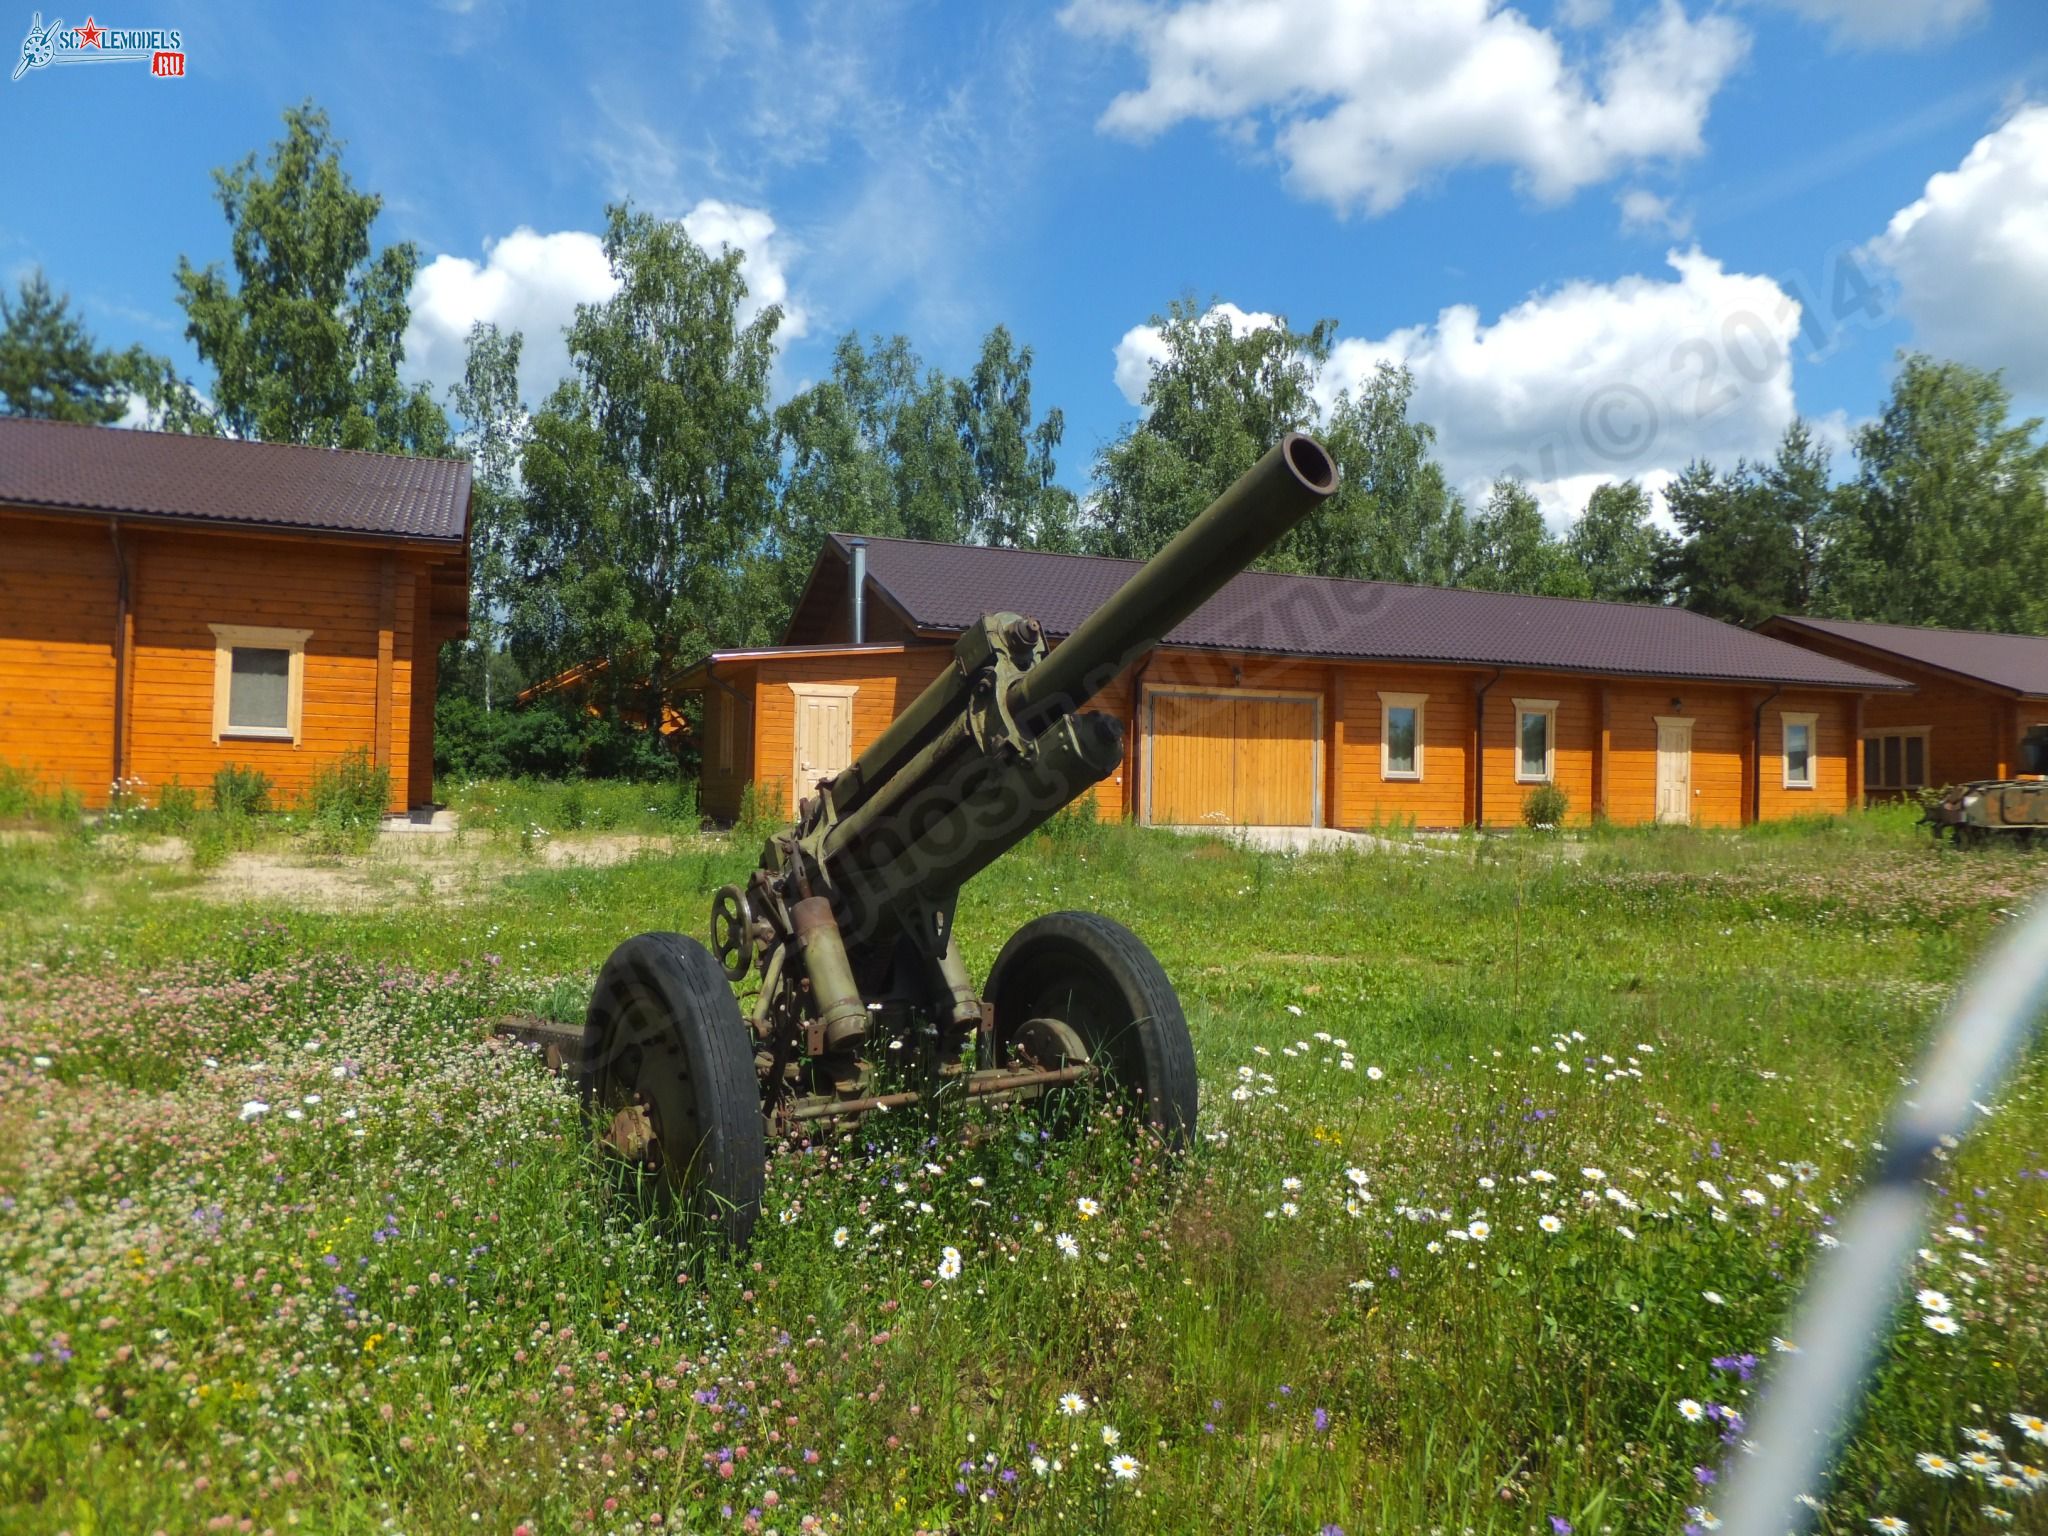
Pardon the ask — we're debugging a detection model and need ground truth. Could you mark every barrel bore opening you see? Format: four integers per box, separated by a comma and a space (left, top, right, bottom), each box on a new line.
1285, 433, 1337, 492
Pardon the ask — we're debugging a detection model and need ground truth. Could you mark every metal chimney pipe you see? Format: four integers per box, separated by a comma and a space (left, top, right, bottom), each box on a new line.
849, 538, 867, 644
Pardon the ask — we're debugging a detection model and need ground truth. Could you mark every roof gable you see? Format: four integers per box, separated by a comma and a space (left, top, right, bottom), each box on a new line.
793, 533, 1907, 692
0, 417, 471, 544
1765, 615, 2048, 699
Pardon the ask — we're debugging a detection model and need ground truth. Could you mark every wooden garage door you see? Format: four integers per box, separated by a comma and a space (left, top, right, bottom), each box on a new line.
1148, 690, 1317, 826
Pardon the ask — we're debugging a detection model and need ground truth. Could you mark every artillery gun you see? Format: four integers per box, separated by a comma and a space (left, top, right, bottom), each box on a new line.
1923, 725, 2048, 845
580, 434, 1340, 1245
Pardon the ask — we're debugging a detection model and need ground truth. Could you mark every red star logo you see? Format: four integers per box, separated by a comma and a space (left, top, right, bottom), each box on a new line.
75, 16, 104, 48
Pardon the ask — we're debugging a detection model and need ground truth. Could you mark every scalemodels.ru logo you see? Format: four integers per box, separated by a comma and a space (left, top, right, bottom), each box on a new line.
12, 11, 184, 81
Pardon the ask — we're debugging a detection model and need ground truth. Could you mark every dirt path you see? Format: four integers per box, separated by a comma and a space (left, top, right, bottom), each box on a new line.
175, 831, 706, 911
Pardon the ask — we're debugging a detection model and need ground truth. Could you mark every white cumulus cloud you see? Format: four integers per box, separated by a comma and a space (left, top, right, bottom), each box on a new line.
1113, 301, 1279, 405
1753, 0, 1985, 49
406, 228, 616, 407
1863, 105, 2048, 395
1315, 249, 1803, 522
1060, 0, 1748, 215
404, 203, 806, 409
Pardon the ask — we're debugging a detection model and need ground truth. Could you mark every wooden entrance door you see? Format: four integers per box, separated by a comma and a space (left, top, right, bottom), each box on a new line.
1655, 716, 1693, 825
790, 686, 855, 812
1147, 689, 1318, 827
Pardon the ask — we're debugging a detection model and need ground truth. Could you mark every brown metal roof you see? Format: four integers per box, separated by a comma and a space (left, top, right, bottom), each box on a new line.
0, 416, 470, 544
810, 534, 1907, 692
1766, 615, 2048, 699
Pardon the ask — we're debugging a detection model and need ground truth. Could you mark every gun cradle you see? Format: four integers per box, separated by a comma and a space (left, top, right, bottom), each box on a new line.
581, 434, 1339, 1248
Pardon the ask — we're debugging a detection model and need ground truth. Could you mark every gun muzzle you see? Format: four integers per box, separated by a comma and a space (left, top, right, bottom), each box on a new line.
1007, 432, 1338, 725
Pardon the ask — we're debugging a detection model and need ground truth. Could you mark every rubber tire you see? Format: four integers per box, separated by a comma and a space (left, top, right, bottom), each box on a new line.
985, 911, 1198, 1150
582, 932, 766, 1249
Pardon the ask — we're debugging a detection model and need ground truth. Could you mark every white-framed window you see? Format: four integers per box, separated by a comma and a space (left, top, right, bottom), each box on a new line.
1378, 691, 1426, 780
208, 624, 311, 744
1781, 711, 1818, 789
1513, 697, 1558, 783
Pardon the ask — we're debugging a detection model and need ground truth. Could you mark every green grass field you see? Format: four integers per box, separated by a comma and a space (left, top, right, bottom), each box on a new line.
2, 803, 2046, 1535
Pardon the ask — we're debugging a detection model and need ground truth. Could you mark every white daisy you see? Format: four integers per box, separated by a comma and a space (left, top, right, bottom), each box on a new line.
1108, 1452, 1139, 1481
833, 1226, 849, 1249
1055, 1232, 1080, 1260
1678, 1398, 1706, 1423
1916, 1453, 1958, 1478
1539, 1214, 1563, 1233
1058, 1392, 1088, 1417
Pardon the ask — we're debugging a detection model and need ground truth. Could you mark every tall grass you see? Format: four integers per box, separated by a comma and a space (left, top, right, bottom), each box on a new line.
0, 818, 2042, 1533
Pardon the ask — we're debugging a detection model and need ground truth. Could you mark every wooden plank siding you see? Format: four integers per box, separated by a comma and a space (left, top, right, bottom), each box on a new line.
698, 661, 759, 825
2, 509, 455, 814
0, 515, 118, 801
751, 650, 953, 817
1756, 626, 2038, 792
701, 639, 1871, 831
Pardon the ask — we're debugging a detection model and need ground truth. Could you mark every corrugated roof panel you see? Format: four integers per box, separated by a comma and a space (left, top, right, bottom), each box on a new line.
1769, 615, 2048, 698
0, 417, 470, 543
824, 534, 1907, 691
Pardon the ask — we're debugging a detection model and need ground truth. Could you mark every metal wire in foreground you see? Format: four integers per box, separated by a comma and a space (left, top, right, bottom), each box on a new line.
1719, 898, 2048, 1536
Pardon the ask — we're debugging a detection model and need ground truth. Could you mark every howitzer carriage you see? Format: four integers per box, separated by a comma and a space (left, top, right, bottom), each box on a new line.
580, 434, 1339, 1246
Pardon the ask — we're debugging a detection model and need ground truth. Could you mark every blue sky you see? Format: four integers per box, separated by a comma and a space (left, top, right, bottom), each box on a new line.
2, 0, 2044, 522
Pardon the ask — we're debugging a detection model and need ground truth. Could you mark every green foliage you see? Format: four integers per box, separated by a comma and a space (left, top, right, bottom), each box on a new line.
1522, 781, 1570, 828
304, 747, 388, 853
1088, 298, 1334, 565
510, 202, 779, 746
446, 776, 701, 838
0, 763, 83, 825
1088, 313, 1466, 584
174, 101, 447, 454
210, 763, 273, 817
1316, 362, 1468, 584
1464, 478, 1586, 597
1663, 421, 1830, 625
0, 819, 2041, 1534
766, 327, 1077, 620
149, 779, 200, 834
734, 779, 784, 840
0, 270, 152, 424
1566, 480, 1672, 603
446, 322, 527, 708
1818, 354, 2048, 633
186, 804, 262, 871
434, 697, 586, 780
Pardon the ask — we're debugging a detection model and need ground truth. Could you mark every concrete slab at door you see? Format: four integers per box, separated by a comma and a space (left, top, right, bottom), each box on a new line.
1656, 715, 1694, 825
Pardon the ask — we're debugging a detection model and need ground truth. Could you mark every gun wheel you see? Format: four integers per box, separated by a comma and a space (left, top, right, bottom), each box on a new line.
986, 911, 1197, 1150
583, 932, 766, 1249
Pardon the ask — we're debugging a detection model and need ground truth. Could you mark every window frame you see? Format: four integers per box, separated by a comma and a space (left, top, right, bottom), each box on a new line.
1377, 690, 1426, 781
1861, 726, 1931, 798
208, 624, 312, 745
1512, 697, 1559, 784
1780, 710, 1819, 790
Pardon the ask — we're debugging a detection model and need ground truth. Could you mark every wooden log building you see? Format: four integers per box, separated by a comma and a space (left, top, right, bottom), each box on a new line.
678, 533, 1909, 830
0, 418, 470, 816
